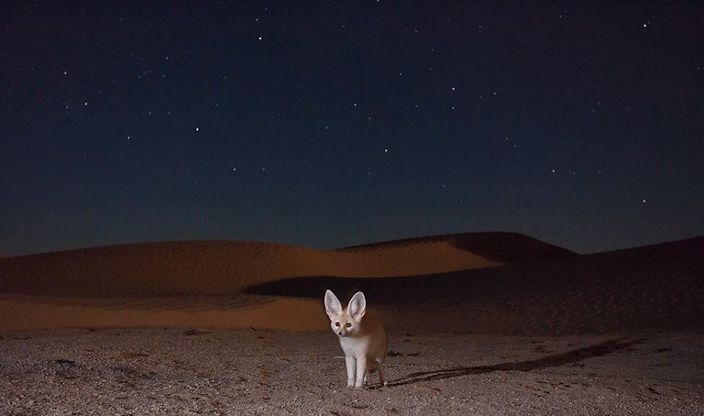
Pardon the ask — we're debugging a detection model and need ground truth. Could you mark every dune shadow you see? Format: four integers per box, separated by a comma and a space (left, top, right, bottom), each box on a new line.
384, 337, 646, 387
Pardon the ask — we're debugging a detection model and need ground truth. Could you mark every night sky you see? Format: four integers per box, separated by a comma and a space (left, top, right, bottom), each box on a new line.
2, 2, 703, 256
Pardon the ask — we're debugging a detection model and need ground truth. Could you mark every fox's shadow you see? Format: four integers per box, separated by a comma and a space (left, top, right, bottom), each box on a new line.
381, 337, 646, 388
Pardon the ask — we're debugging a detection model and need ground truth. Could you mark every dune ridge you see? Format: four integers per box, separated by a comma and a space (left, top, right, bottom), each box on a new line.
0, 232, 570, 297
338, 231, 575, 262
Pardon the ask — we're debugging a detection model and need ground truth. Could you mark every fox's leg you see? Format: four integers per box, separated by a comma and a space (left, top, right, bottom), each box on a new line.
345, 356, 356, 388
377, 362, 387, 387
354, 356, 367, 388
364, 362, 377, 386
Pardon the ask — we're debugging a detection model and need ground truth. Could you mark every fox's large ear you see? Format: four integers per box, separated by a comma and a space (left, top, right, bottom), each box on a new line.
324, 290, 342, 320
347, 291, 366, 321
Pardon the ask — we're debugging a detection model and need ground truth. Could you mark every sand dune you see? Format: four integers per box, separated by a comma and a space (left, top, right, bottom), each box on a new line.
0, 232, 571, 297
0, 233, 701, 334
249, 236, 704, 334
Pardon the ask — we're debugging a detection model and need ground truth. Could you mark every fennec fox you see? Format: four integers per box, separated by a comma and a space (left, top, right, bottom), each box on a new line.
324, 290, 388, 388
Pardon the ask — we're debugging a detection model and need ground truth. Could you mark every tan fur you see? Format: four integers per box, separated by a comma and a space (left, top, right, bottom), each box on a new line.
324, 290, 388, 388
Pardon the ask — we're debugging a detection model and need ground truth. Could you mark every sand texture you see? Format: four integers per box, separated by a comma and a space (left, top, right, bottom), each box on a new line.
1, 329, 702, 415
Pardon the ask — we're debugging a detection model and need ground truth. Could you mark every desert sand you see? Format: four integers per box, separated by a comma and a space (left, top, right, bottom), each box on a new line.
0, 232, 575, 331
1, 232, 703, 414
1, 329, 702, 415
0, 233, 700, 334
0, 232, 572, 297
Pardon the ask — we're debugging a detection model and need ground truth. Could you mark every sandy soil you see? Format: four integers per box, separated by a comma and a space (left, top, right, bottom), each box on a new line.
1, 329, 702, 415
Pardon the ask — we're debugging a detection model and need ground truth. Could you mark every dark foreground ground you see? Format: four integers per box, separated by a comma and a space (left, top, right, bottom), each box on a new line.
1, 329, 703, 415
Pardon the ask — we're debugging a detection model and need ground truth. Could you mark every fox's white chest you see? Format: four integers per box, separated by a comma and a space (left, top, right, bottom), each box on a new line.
339, 336, 369, 358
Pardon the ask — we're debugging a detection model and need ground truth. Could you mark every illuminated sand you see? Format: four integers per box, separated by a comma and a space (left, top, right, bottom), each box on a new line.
0, 234, 702, 414
1, 329, 702, 415
0, 295, 326, 331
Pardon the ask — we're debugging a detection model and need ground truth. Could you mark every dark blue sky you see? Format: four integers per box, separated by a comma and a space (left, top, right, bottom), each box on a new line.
2, 1, 703, 256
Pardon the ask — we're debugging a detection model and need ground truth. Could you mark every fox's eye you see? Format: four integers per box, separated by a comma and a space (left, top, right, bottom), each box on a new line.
345, 323, 352, 328
334, 322, 340, 327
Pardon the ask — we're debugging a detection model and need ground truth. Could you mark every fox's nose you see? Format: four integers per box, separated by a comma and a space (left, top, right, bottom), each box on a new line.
337, 331, 343, 335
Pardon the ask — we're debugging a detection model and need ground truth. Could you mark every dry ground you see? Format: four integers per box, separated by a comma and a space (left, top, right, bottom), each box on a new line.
1, 329, 702, 415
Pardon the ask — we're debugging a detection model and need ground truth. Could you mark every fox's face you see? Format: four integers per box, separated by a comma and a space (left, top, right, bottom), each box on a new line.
328, 311, 360, 337
324, 290, 366, 338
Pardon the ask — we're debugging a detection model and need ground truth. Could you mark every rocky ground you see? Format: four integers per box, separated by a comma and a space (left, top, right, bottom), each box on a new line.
1, 329, 703, 415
